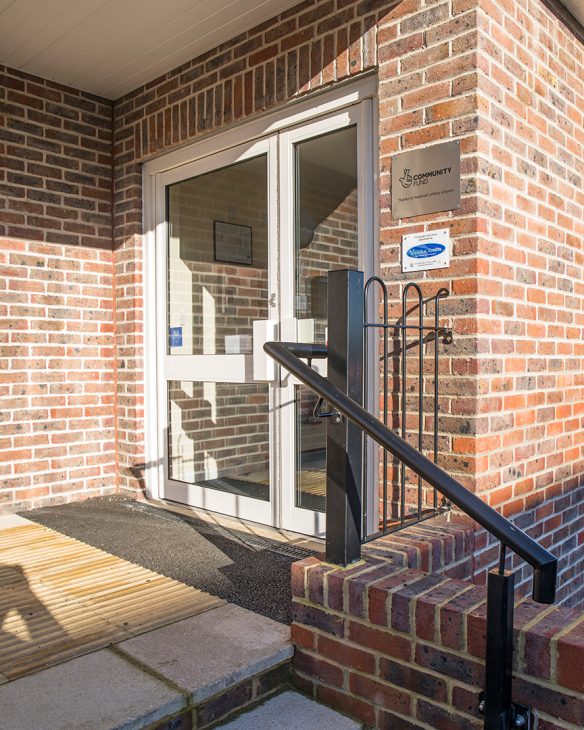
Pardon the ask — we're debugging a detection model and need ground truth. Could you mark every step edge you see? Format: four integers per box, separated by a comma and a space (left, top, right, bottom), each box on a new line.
190, 645, 294, 705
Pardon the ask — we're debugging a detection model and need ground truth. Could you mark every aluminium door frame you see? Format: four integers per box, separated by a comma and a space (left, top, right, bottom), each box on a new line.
142, 75, 378, 533
155, 136, 278, 524
278, 101, 375, 535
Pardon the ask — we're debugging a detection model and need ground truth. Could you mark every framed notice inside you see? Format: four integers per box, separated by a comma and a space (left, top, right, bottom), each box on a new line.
213, 221, 252, 265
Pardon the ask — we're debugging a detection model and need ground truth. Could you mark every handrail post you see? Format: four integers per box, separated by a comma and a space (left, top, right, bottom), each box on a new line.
325, 269, 364, 565
484, 565, 515, 729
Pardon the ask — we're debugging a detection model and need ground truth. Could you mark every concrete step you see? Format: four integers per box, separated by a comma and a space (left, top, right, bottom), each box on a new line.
0, 603, 293, 729
216, 690, 363, 729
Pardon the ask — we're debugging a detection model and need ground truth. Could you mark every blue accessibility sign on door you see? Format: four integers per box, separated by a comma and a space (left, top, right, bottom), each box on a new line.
169, 326, 183, 348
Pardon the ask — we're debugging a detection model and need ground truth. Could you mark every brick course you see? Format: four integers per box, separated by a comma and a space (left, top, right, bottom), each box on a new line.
0, 67, 112, 247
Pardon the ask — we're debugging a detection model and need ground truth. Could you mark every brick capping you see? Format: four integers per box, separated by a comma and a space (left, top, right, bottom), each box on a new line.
291, 545, 584, 729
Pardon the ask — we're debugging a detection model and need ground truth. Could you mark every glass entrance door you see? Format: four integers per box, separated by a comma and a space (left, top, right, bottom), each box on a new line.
158, 138, 278, 524
278, 105, 367, 535
152, 99, 372, 534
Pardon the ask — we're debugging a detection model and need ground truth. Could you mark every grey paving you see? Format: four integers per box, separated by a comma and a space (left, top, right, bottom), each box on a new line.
22, 495, 315, 624
0, 648, 186, 730
0, 514, 32, 529
117, 603, 292, 704
218, 691, 363, 729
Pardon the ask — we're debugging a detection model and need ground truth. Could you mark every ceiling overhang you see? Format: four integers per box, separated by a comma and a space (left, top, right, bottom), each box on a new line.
557, 0, 584, 30
0, 0, 582, 101
0, 0, 301, 100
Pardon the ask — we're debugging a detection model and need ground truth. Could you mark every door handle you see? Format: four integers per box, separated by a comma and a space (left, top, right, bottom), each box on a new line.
253, 320, 278, 381
313, 397, 341, 422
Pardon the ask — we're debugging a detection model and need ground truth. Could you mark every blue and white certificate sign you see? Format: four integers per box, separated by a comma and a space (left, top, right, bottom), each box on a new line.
402, 228, 450, 273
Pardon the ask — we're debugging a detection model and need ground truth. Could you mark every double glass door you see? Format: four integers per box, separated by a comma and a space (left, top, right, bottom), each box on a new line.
154, 102, 370, 535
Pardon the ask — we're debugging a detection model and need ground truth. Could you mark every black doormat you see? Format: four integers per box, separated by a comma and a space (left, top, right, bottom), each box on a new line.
197, 476, 269, 501
20, 496, 314, 624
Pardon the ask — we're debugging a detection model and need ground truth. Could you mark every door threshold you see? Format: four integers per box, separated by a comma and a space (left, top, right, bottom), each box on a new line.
146, 497, 325, 553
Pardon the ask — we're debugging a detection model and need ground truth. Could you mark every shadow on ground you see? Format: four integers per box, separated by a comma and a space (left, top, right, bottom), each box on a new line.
21, 496, 315, 624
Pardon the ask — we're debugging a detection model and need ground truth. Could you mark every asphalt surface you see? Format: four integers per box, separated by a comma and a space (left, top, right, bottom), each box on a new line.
21, 496, 314, 624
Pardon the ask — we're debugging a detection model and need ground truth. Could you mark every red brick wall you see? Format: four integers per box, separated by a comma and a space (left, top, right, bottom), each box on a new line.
0, 68, 116, 511
2, 0, 582, 607
373, 0, 584, 605
292, 552, 584, 729
467, 0, 584, 604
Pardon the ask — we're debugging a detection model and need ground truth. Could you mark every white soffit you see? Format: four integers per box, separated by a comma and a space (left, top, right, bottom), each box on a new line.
0, 0, 300, 100
1, 1, 582, 100
560, 0, 584, 27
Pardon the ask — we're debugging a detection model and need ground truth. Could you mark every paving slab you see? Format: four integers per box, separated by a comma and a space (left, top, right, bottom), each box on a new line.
218, 691, 363, 729
0, 514, 32, 529
0, 648, 186, 730
117, 603, 292, 703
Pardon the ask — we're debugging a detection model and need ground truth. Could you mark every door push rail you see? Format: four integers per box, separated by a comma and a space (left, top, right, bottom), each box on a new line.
265, 324, 557, 730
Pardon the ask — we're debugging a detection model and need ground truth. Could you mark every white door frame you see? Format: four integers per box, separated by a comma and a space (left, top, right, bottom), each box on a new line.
142, 76, 378, 534
156, 137, 278, 524
278, 102, 373, 535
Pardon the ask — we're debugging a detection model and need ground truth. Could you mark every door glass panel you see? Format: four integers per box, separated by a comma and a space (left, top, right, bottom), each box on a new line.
167, 155, 268, 356
168, 381, 270, 501
294, 126, 358, 512
295, 385, 326, 512
294, 126, 358, 345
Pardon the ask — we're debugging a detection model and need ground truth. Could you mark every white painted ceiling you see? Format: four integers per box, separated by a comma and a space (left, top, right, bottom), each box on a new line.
0, 1, 582, 101
561, 0, 584, 28
0, 0, 300, 100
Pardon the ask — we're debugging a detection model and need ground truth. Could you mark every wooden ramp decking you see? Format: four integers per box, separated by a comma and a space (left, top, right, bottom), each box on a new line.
0, 517, 224, 680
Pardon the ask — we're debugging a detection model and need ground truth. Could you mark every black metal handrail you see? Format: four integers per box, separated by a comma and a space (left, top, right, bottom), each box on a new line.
264, 340, 557, 604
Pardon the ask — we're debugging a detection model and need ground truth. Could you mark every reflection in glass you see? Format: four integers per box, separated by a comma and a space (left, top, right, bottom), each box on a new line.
295, 386, 326, 512
294, 126, 359, 345
293, 126, 358, 512
168, 381, 270, 501
167, 155, 268, 356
